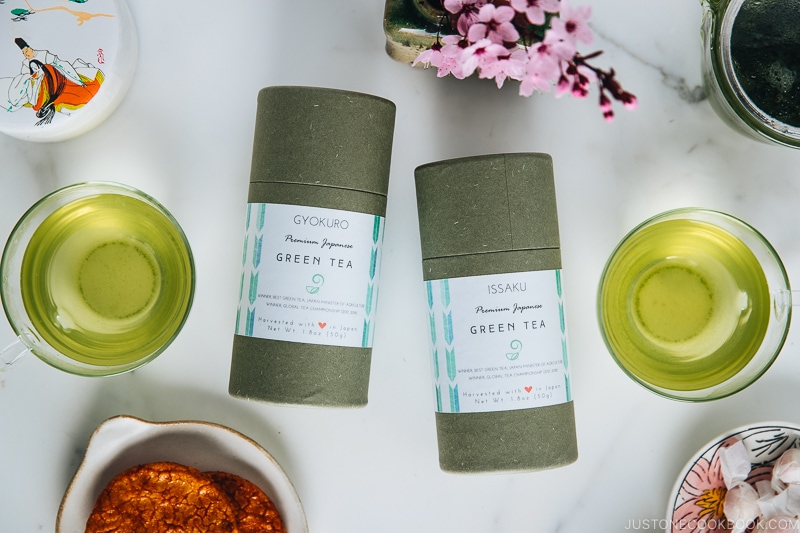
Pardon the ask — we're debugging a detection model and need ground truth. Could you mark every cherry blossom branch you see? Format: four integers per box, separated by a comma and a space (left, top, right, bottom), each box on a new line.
412, 0, 638, 121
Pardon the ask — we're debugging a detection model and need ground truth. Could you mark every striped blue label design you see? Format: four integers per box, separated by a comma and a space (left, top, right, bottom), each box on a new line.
424, 270, 572, 414
235, 204, 385, 349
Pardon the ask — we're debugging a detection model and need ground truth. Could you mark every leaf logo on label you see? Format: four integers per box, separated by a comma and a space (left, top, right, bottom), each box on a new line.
306, 273, 325, 295
506, 339, 522, 361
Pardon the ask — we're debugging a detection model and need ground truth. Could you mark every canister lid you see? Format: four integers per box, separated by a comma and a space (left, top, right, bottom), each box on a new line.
0, 0, 137, 142
250, 86, 396, 197
415, 153, 560, 260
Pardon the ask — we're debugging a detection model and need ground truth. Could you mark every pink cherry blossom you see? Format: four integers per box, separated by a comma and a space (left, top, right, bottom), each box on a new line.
437, 35, 467, 79
467, 4, 520, 44
444, 0, 488, 35
527, 42, 562, 76
519, 68, 555, 96
550, 1, 593, 45
622, 93, 638, 110
599, 93, 614, 121
411, 0, 637, 121
562, 64, 596, 98
480, 47, 528, 88
519, 42, 561, 96
509, 0, 561, 25
542, 28, 578, 61
458, 38, 509, 78
555, 74, 571, 96
444, 0, 486, 13
413, 43, 444, 69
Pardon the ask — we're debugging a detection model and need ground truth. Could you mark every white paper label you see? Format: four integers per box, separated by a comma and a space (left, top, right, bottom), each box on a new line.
235, 203, 384, 348
425, 270, 571, 414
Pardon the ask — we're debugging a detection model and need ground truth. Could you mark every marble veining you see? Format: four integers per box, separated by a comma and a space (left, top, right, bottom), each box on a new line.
2, 1, 800, 532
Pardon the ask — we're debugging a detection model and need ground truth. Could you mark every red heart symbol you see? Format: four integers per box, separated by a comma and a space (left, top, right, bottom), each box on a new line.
524, 386, 533, 393
318, 322, 327, 329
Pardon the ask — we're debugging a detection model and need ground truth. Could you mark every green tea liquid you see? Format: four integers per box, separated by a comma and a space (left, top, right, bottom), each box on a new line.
20, 194, 193, 366
599, 219, 770, 391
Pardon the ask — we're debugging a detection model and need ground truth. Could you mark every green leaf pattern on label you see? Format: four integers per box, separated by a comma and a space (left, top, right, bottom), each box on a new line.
235, 205, 385, 350
424, 270, 571, 414
236, 204, 255, 335
361, 216, 384, 348
556, 269, 571, 402
425, 278, 459, 413
235, 204, 266, 336
426, 282, 442, 411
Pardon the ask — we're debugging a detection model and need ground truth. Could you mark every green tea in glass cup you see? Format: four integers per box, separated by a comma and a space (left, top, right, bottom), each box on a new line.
597, 208, 792, 401
1, 182, 195, 376
701, 0, 800, 148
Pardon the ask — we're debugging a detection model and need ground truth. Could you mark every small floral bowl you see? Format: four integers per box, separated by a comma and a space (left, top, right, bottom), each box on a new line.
56, 415, 308, 532
666, 422, 800, 533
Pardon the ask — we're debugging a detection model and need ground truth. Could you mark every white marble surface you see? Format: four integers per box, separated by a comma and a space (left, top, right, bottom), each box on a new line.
2, 1, 800, 531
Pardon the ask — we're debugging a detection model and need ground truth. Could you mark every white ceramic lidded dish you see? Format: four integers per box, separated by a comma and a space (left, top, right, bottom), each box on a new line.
56, 415, 308, 532
0, 0, 137, 142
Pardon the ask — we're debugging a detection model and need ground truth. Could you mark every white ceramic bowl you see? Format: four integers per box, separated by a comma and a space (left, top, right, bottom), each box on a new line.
56, 415, 308, 532
666, 421, 800, 533
0, 0, 138, 142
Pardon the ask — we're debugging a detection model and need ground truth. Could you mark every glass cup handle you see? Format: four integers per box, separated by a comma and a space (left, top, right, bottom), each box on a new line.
0, 336, 29, 372
770, 290, 799, 324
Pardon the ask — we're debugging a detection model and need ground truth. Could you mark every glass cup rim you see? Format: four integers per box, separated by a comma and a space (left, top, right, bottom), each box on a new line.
0, 181, 196, 376
597, 207, 791, 401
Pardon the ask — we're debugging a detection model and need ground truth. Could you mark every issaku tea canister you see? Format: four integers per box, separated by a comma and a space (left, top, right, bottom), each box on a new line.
229, 86, 396, 408
414, 153, 578, 473
0, 0, 137, 142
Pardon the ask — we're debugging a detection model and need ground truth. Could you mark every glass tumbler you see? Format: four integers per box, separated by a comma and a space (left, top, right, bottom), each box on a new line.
701, 0, 800, 148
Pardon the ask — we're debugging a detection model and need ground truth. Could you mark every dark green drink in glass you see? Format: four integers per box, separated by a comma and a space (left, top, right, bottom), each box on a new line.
702, 0, 800, 147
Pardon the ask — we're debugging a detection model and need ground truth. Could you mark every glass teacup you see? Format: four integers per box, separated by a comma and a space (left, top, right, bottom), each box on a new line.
598, 208, 791, 401
1, 182, 195, 376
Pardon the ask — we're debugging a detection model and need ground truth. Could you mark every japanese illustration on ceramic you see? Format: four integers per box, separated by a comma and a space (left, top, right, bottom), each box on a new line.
0, 0, 119, 129
668, 424, 800, 533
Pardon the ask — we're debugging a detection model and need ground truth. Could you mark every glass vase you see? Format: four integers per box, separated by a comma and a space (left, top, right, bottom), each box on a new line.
383, 0, 448, 64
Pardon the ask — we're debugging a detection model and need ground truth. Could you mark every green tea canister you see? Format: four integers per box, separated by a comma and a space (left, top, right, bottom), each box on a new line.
229, 86, 396, 408
414, 153, 578, 473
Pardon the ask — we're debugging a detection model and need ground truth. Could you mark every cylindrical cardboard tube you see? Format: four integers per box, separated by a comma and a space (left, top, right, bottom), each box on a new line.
415, 152, 578, 472
230, 86, 396, 407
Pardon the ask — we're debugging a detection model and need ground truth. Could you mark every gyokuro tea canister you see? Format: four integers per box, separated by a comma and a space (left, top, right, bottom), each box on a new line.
230, 86, 396, 407
0, 0, 137, 142
414, 152, 578, 473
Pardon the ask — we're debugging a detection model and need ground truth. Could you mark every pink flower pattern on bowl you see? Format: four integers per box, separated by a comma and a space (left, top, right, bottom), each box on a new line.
668, 424, 800, 532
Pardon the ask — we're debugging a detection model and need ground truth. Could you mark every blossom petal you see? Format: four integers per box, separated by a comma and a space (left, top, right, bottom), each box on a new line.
467, 23, 488, 42
492, 5, 516, 23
